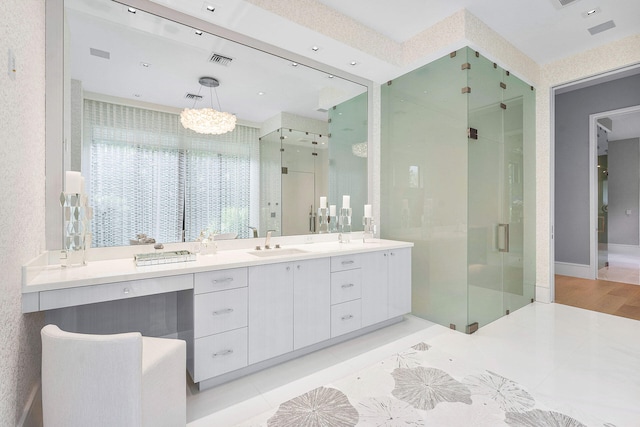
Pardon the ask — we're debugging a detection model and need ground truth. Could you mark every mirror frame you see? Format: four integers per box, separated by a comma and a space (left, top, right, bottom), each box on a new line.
45, 0, 374, 250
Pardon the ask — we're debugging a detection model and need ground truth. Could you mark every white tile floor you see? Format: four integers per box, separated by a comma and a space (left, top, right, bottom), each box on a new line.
187, 303, 640, 427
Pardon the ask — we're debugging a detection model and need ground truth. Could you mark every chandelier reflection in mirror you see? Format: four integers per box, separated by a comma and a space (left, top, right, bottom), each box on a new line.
180, 76, 236, 135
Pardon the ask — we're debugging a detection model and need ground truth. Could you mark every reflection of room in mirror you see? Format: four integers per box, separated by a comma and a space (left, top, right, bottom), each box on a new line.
57, 0, 369, 248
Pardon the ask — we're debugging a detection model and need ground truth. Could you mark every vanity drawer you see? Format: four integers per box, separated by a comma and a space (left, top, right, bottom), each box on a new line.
195, 288, 248, 338
39, 274, 193, 310
194, 267, 247, 294
330, 269, 362, 305
331, 299, 362, 337
331, 254, 361, 272
194, 327, 248, 382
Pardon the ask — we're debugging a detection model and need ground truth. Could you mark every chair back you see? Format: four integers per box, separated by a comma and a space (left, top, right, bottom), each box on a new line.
41, 325, 143, 427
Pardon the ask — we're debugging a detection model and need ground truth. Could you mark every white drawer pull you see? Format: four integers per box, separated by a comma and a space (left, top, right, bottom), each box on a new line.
341, 260, 354, 265
212, 277, 233, 284
341, 314, 354, 321
123, 288, 130, 294
212, 308, 234, 316
212, 349, 234, 357
341, 283, 354, 289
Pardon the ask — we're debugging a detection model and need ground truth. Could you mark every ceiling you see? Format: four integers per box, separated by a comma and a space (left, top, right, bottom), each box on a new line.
67, 0, 640, 124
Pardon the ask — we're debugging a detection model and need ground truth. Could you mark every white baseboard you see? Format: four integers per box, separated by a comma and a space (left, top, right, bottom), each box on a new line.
17, 381, 41, 427
554, 262, 594, 279
535, 286, 552, 303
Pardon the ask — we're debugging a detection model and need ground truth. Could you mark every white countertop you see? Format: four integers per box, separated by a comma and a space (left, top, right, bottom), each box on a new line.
23, 239, 413, 293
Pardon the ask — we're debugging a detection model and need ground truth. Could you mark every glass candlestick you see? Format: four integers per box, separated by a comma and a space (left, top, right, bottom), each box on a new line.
339, 207, 352, 242
317, 207, 329, 233
60, 191, 93, 267
363, 216, 375, 242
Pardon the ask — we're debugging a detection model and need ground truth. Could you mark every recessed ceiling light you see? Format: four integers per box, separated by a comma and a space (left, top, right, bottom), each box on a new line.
140, 62, 150, 67
582, 7, 601, 17
291, 62, 298, 67
350, 61, 357, 66
311, 46, 319, 52
195, 30, 203, 35
127, 7, 136, 14
206, 5, 215, 12
257, 91, 265, 96
328, 75, 334, 79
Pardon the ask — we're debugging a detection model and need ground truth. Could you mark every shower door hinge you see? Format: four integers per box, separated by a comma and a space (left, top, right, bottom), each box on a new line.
387, 80, 393, 85
462, 86, 471, 94
500, 82, 507, 89
450, 51, 457, 58
281, 167, 288, 174
461, 62, 471, 70
312, 152, 318, 156
531, 298, 535, 303
466, 322, 479, 334
449, 324, 456, 330
468, 128, 478, 140
328, 133, 332, 138
500, 103, 507, 110
328, 118, 332, 123
506, 309, 510, 315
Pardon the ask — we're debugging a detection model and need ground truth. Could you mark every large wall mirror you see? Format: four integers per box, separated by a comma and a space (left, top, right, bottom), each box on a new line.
47, 0, 370, 249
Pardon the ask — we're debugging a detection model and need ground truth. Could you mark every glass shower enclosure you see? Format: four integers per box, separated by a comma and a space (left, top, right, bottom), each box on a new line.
381, 47, 536, 332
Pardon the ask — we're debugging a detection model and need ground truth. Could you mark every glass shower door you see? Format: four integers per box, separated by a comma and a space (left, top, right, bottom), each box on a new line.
467, 51, 507, 328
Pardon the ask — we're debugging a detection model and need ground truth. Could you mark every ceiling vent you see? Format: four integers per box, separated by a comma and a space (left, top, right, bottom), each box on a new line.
208, 53, 233, 66
550, 0, 581, 8
185, 93, 203, 101
588, 20, 616, 35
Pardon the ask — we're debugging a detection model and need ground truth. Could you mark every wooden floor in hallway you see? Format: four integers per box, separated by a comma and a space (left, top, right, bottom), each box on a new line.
555, 274, 640, 321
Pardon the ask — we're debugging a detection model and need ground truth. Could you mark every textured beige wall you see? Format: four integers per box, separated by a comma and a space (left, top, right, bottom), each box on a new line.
0, 0, 46, 424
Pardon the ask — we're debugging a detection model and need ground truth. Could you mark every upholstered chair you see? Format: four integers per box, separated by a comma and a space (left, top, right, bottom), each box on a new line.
41, 324, 186, 427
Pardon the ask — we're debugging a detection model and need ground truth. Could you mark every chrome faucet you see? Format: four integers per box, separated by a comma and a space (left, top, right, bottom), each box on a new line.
248, 226, 258, 238
265, 230, 275, 249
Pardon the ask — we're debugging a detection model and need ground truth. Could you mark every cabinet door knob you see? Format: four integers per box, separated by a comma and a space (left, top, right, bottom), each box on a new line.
212, 349, 234, 357
286, 266, 291, 271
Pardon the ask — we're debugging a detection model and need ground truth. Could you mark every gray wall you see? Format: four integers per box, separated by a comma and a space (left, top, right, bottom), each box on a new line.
608, 138, 640, 245
555, 73, 640, 265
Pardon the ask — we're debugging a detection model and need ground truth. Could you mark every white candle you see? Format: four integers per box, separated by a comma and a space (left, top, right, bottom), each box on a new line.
65, 171, 82, 194
342, 195, 350, 209
320, 196, 327, 209
364, 204, 372, 218
329, 205, 336, 216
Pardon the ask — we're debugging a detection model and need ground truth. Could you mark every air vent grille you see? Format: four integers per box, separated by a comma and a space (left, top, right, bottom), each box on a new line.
588, 20, 616, 35
185, 93, 203, 100
550, 0, 581, 8
209, 53, 233, 66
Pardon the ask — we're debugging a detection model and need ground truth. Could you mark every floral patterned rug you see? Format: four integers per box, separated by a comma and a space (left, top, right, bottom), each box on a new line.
237, 342, 616, 427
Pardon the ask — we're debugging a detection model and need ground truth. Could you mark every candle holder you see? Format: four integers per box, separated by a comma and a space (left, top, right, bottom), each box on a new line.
363, 217, 375, 242
59, 191, 93, 267
317, 207, 329, 233
339, 207, 352, 243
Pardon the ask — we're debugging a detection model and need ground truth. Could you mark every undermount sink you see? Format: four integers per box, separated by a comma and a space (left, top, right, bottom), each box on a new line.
249, 248, 308, 257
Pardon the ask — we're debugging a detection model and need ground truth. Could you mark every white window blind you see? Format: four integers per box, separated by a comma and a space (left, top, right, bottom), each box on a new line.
84, 99, 259, 247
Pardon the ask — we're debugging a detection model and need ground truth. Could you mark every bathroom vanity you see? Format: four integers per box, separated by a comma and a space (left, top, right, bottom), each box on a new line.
23, 237, 412, 389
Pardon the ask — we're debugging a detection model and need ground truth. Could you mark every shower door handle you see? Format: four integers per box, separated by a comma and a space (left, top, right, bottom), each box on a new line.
498, 223, 510, 253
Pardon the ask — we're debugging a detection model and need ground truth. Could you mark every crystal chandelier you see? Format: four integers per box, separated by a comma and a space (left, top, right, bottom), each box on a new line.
180, 77, 236, 135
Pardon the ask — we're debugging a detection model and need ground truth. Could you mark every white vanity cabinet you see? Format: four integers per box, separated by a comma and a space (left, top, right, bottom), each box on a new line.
247, 258, 330, 364
23, 238, 412, 389
191, 268, 249, 382
361, 247, 412, 326
293, 258, 331, 350
330, 254, 363, 337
